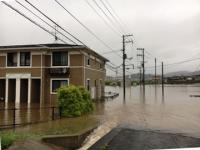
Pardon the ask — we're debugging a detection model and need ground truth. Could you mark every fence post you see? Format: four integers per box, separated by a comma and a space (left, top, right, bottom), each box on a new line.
13, 107, 16, 128
59, 107, 62, 119
52, 107, 55, 120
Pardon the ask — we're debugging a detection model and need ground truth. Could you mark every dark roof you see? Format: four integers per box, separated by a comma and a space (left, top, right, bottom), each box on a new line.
0, 43, 80, 49
0, 43, 108, 61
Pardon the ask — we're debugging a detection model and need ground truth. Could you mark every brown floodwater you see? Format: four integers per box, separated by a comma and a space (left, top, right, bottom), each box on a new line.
102, 84, 200, 138
1, 84, 200, 139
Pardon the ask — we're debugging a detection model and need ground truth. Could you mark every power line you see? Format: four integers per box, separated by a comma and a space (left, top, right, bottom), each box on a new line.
3, 0, 124, 74
101, 49, 121, 55
98, 0, 126, 34
92, 0, 124, 34
85, 0, 121, 37
89, 0, 134, 63
54, 0, 127, 64
145, 57, 200, 71
15, 0, 77, 44
1, 1, 67, 44
103, 0, 130, 33
54, 0, 115, 53
24, 0, 86, 46
24, 0, 125, 65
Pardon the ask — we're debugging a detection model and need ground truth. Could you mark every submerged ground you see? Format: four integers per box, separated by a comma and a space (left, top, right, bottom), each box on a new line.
2, 84, 200, 149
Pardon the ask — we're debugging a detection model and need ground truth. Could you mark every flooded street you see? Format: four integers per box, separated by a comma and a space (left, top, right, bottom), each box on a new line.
2, 84, 200, 149
98, 84, 200, 138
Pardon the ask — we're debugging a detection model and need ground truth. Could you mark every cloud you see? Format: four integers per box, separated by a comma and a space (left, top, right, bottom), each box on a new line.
0, 0, 200, 74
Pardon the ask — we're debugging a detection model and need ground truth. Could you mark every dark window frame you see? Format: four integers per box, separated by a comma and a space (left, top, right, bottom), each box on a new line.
87, 57, 90, 66
86, 79, 90, 91
20, 52, 30, 66
51, 79, 69, 93
52, 52, 68, 66
7, 52, 18, 67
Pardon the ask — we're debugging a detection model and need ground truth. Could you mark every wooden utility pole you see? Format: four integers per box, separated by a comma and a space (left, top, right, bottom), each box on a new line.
122, 35, 126, 100
162, 62, 164, 94
155, 58, 156, 85
142, 49, 145, 88
122, 34, 133, 100
137, 48, 145, 89
140, 67, 142, 86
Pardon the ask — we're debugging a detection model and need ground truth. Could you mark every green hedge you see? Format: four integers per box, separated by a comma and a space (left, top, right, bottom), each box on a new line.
57, 85, 93, 117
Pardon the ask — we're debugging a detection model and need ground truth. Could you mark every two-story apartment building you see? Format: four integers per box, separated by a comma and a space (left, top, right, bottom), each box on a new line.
0, 43, 107, 105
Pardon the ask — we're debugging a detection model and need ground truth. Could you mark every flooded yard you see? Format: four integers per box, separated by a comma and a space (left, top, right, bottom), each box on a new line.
1, 84, 200, 145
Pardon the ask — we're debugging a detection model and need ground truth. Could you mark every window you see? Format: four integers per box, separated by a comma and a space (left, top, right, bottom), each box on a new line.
52, 52, 68, 66
100, 63, 102, 69
51, 79, 68, 93
87, 57, 90, 66
86, 79, 90, 91
7, 52, 18, 67
20, 52, 30, 66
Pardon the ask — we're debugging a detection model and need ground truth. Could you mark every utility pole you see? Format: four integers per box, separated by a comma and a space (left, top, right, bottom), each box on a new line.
155, 58, 157, 85
142, 49, 145, 88
137, 48, 145, 89
122, 35, 126, 100
139, 67, 142, 86
122, 34, 133, 100
162, 62, 164, 95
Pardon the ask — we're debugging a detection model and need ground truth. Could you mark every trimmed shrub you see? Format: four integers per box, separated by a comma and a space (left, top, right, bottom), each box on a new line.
57, 85, 93, 117
78, 86, 93, 113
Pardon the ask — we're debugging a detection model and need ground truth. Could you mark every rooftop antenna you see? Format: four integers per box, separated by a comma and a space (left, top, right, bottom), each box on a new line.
54, 24, 58, 42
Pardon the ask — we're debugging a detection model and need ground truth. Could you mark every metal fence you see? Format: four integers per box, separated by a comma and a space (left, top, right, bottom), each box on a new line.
0, 106, 62, 129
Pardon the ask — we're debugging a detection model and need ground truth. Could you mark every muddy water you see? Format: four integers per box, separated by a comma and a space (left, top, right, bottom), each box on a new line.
98, 85, 200, 138
1, 85, 200, 141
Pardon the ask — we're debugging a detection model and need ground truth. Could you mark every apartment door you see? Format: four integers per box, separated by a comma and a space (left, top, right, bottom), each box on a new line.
20, 79, 28, 103
0, 79, 6, 102
8, 79, 16, 102
6, 74, 31, 104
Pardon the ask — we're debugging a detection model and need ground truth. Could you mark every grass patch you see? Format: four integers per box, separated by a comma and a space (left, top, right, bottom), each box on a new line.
0, 115, 100, 149
0, 131, 41, 149
1, 132, 16, 149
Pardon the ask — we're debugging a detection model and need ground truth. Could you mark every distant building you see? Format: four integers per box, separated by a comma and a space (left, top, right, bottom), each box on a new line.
0, 43, 108, 105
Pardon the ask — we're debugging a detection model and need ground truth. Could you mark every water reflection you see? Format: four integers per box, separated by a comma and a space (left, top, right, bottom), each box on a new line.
104, 84, 200, 138
0, 102, 55, 127
154, 85, 157, 103
2, 85, 200, 138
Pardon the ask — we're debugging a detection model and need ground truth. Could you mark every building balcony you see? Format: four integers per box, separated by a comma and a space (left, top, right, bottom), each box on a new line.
48, 67, 70, 75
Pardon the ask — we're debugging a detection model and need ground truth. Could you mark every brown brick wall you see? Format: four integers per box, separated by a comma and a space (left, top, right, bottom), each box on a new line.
85, 67, 105, 99
45, 55, 51, 67
47, 67, 84, 104
0, 69, 6, 77
3, 68, 41, 77
0, 56, 6, 67
0, 49, 106, 104
85, 56, 105, 70
70, 54, 83, 66
32, 55, 41, 67
69, 68, 84, 86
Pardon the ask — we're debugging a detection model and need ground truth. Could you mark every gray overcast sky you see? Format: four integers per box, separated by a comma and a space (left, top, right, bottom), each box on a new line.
1, 0, 200, 75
